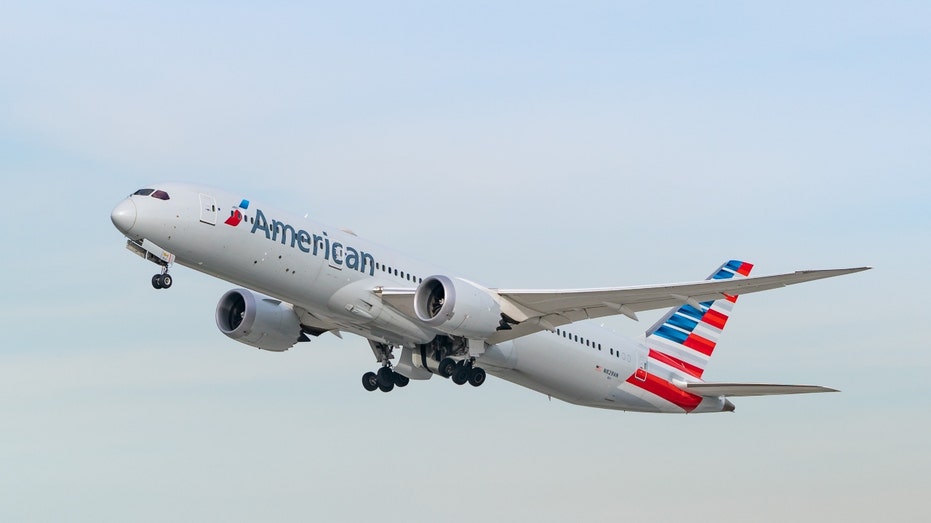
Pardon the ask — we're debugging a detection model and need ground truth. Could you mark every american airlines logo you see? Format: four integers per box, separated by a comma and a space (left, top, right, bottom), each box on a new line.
224, 198, 249, 226
238, 206, 376, 276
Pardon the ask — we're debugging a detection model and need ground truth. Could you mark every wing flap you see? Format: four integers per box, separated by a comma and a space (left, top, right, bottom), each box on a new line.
677, 382, 839, 397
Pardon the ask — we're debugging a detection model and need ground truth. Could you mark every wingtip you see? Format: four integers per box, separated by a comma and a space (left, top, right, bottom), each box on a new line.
818, 266, 872, 277
836, 266, 871, 274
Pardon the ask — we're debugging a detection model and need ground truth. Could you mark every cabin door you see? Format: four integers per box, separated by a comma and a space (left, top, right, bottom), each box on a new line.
199, 194, 217, 225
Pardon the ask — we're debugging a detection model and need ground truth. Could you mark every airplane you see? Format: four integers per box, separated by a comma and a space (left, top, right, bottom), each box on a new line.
110, 182, 869, 414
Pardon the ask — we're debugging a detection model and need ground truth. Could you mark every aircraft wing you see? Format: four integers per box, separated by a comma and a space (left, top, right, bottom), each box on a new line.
378, 267, 869, 345
676, 382, 838, 397
486, 267, 869, 344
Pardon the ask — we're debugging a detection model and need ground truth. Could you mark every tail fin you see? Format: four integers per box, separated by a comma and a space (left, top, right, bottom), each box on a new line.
643, 260, 753, 379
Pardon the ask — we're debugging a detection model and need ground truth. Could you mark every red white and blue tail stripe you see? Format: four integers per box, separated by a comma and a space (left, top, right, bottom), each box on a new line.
642, 260, 753, 379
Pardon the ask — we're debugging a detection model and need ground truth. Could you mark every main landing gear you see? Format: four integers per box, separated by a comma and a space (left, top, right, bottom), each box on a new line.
360, 340, 486, 392
362, 341, 410, 393
362, 366, 410, 393
151, 270, 173, 289
361, 360, 484, 392
439, 357, 486, 387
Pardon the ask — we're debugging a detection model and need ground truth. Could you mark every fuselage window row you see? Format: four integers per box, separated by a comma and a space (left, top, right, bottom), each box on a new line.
555, 329, 613, 356
374, 262, 422, 285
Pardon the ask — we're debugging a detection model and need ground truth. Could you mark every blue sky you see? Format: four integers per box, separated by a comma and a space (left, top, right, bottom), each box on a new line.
1, 2, 929, 521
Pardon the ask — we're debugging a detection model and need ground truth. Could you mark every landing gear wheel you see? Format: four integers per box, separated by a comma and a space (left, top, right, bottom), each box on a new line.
152, 273, 172, 289
452, 366, 470, 385
362, 372, 379, 392
438, 357, 457, 378
468, 367, 487, 387
376, 367, 395, 392
393, 373, 410, 387
377, 366, 393, 382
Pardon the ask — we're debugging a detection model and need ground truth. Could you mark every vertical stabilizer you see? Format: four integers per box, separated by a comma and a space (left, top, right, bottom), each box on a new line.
643, 260, 753, 379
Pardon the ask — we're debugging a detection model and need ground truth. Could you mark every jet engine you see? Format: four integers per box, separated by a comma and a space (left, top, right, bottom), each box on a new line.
215, 288, 305, 351
414, 275, 502, 339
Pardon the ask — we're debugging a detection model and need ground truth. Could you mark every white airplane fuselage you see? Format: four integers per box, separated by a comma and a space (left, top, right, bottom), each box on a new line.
114, 182, 845, 414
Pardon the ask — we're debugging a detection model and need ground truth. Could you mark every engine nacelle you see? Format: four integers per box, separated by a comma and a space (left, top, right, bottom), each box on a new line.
215, 288, 304, 352
414, 275, 502, 339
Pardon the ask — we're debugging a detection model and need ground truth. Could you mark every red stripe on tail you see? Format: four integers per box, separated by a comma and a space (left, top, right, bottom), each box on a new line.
626, 373, 703, 412
702, 309, 729, 329
649, 349, 704, 378
683, 333, 716, 356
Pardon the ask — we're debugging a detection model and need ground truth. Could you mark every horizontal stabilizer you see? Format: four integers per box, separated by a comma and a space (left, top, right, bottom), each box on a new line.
676, 382, 839, 397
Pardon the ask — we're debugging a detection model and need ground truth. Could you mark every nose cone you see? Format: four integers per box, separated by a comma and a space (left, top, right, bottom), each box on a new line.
111, 198, 137, 234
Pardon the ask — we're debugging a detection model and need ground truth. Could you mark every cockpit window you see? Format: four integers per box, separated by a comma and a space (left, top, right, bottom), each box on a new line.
151, 190, 170, 200
133, 188, 155, 196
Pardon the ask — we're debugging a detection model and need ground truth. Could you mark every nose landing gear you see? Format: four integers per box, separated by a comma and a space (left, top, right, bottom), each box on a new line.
151, 271, 173, 289
124, 238, 176, 290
